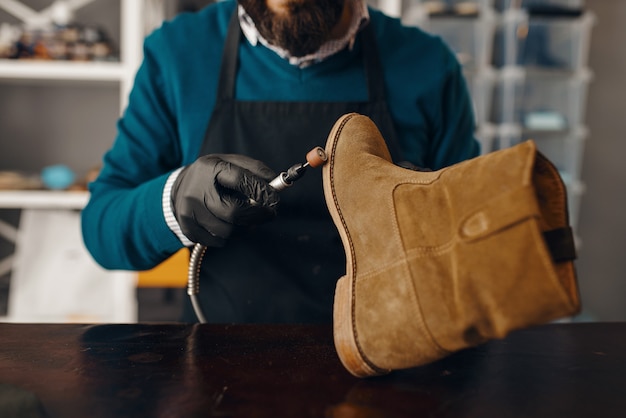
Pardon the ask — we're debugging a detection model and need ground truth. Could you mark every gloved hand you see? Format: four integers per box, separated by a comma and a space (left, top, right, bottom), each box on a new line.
171, 154, 280, 247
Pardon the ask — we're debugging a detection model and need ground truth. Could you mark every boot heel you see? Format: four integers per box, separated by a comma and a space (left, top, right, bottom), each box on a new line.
333, 276, 380, 377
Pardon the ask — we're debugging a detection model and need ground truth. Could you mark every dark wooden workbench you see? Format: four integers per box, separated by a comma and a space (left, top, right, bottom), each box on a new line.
1, 322, 625, 417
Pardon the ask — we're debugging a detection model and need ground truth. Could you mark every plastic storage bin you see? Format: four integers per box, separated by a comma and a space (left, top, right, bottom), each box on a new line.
475, 123, 523, 154
564, 179, 585, 234
492, 9, 594, 70
420, 13, 496, 69
476, 123, 586, 184
495, 0, 585, 13
528, 126, 587, 185
401, 0, 494, 16
475, 123, 585, 232
475, 122, 499, 154
476, 123, 521, 153
402, 1, 496, 70
464, 68, 497, 127
492, 68, 591, 129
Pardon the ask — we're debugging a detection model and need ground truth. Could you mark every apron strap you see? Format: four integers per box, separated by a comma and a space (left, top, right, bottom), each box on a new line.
360, 22, 386, 102
215, 9, 241, 103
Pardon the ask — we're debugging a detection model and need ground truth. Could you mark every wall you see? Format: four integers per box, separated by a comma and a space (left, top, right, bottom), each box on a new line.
575, 0, 626, 321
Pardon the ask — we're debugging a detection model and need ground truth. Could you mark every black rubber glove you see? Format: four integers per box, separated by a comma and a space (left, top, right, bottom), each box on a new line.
171, 154, 280, 247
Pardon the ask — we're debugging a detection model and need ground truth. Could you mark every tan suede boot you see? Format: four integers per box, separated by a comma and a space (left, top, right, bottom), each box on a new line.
323, 113, 581, 378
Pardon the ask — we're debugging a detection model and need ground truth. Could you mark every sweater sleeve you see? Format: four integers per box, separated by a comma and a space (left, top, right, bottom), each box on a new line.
427, 43, 481, 169
81, 30, 185, 271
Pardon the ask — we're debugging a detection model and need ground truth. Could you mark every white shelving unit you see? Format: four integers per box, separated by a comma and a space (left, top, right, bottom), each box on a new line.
0, 59, 124, 80
0, 190, 89, 209
0, 0, 166, 322
0, 0, 167, 204
0, 0, 150, 99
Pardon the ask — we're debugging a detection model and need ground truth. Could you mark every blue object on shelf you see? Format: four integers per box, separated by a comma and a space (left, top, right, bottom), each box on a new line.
41, 164, 76, 190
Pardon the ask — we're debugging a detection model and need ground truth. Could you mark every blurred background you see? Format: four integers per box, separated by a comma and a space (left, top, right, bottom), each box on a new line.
0, 0, 623, 323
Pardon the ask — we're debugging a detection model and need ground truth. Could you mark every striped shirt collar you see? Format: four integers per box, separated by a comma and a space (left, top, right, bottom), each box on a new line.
238, 0, 370, 68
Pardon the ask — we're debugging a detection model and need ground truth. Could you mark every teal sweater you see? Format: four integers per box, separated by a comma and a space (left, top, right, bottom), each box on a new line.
82, 1, 480, 270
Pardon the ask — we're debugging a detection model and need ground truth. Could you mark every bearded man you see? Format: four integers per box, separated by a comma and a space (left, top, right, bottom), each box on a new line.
82, 0, 480, 323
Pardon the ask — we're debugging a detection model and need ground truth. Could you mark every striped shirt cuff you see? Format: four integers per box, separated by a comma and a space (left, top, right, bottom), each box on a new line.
162, 167, 195, 247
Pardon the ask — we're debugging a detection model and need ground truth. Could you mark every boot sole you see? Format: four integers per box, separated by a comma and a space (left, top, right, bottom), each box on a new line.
323, 113, 387, 377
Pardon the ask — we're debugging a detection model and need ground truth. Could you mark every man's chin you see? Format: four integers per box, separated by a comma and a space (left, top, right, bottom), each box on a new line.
240, 0, 345, 56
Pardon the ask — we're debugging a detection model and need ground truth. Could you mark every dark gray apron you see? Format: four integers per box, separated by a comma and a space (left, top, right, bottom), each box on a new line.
187, 11, 401, 323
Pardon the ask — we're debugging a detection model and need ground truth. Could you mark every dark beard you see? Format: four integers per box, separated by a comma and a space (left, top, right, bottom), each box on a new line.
238, 0, 345, 57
